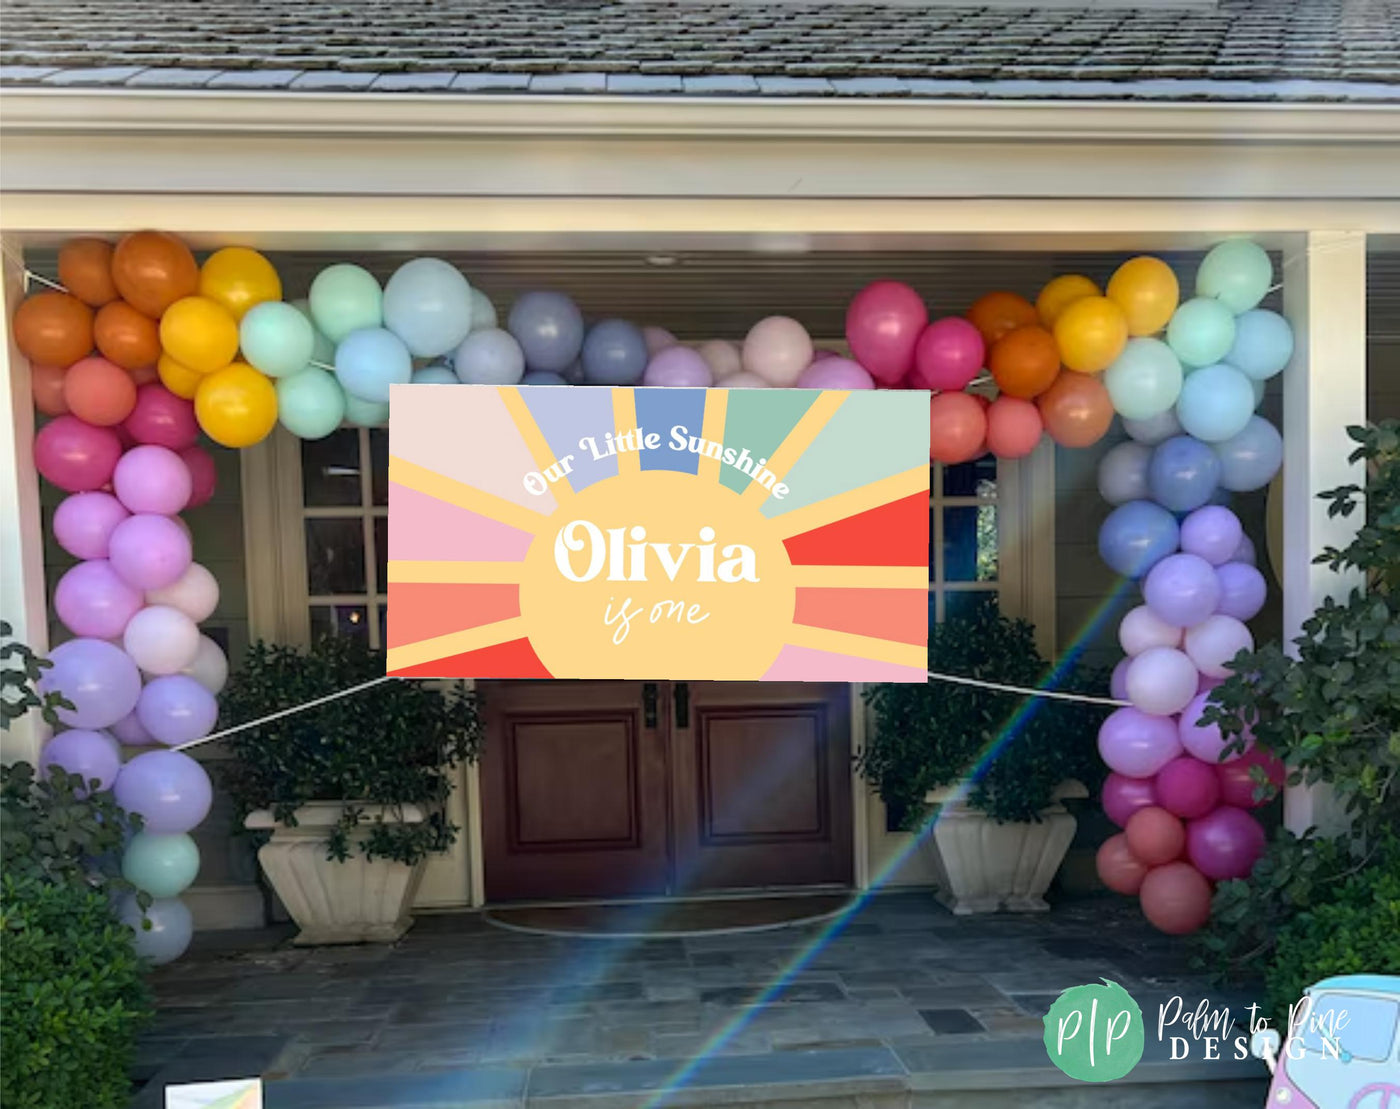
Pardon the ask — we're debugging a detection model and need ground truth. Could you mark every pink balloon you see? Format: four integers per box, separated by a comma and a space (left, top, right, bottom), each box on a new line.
33, 415, 123, 492
1110, 657, 1131, 701
122, 384, 198, 450
110, 708, 157, 747
910, 317, 985, 391
39, 729, 121, 794
1215, 747, 1285, 809
1125, 646, 1199, 716
108, 514, 192, 591
643, 346, 713, 388
113, 445, 193, 516
929, 392, 987, 465
1215, 562, 1267, 622
1098, 707, 1183, 778
1154, 756, 1222, 820
52, 491, 130, 560
54, 559, 144, 639
742, 316, 813, 387
797, 357, 874, 390
1178, 691, 1254, 764
145, 562, 220, 623
1183, 613, 1253, 678
984, 396, 1043, 459
179, 445, 217, 509
123, 604, 201, 676
845, 281, 928, 386
1187, 805, 1266, 881
1118, 604, 1183, 657
1102, 771, 1157, 828
642, 326, 677, 357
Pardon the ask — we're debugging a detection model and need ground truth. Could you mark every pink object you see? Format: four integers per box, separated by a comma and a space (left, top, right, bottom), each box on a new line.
1215, 747, 1285, 809
122, 384, 198, 450
145, 562, 221, 623
643, 346, 714, 388
1215, 561, 1267, 622
113, 444, 193, 515
797, 357, 874, 390
1154, 756, 1222, 820
1125, 646, 1199, 716
1102, 771, 1157, 828
845, 281, 929, 386
1179, 691, 1254, 764
1118, 604, 1183, 657
910, 317, 985, 391
928, 391, 988, 465
810, 349, 839, 363
39, 729, 121, 794
1187, 805, 1266, 881
52, 491, 129, 560
984, 396, 1042, 459
1183, 613, 1253, 678
742, 316, 813, 387
54, 559, 144, 639
1097, 707, 1183, 778
108, 513, 193, 591
178, 445, 217, 509
642, 326, 677, 357
33, 415, 123, 492
697, 339, 742, 381
123, 604, 201, 676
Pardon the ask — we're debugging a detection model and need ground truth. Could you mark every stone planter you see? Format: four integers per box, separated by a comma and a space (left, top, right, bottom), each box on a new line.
245, 802, 427, 946
920, 780, 1087, 914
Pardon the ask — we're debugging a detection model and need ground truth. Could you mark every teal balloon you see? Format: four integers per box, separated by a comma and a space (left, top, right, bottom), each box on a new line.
240, 301, 314, 378
342, 389, 389, 428
277, 367, 346, 440
1103, 337, 1183, 420
1197, 239, 1272, 314
411, 363, 458, 385
1176, 363, 1255, 443
292, 299, 335, 366
309, 263, 382, 344
1225, 308, 1293, 380
383, 258, 474, 358
1167, 297, 1236, 368
122, 832, 200, 898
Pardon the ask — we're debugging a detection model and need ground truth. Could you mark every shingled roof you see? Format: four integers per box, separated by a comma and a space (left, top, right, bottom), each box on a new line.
1, 0, 1397, 102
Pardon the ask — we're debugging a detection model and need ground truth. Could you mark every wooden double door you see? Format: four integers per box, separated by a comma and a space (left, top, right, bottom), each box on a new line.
480, 681, 853, 902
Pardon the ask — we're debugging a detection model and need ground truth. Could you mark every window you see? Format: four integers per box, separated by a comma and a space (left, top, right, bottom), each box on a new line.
930, 454, 1001, 626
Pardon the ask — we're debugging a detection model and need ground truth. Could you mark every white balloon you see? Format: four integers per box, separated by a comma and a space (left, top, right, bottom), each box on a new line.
116, 893, 192, 966
1125, 646, 1199, 717
145, 562, 220, 623
182, 635, 229, 695
698, 340, 743, 381
1118, 604, 1183, 657
1184, 614, 1254, 678
124, 605, 201, 676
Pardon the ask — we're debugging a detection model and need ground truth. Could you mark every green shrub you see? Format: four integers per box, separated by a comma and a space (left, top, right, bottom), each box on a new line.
1, 871, 151, 1109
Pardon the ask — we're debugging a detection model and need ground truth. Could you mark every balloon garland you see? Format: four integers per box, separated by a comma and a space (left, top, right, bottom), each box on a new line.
12, 232, 1288, 957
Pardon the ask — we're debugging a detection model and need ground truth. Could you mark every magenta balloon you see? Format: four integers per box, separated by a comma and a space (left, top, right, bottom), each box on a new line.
1154, 756, 1222, 820
113, 749, 213, 834
53, 492, 130, 560
1109, 657, 1130, 701
108, 514, 192, 591
110, 708, 156, 746
1215, 747, 1285, 809
136, 674, 218, 746
1102, 771, 1157, 828
1179, 691, 1254, 764
1125, 646, 1199, 716
1179, 506, 1243, 566
39, 729, 121, 794
54, 559, 144, 639
121, 384, 199, 450
33, 415, 123, 492
1098, 706, 1183, 778
797, 357, 875, 390
1186, 805, 1266, 881
38, 638, 142, 729
179, 445, 217, 509
845, 280, 928, 386
113, 445, 193, 516
1215, 562, 1267, 622
643, 346, 713, 388
909, 317, 985, 391
1143, 553, 1221, 629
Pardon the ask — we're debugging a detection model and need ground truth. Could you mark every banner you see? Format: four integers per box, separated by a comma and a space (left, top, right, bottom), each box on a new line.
386, 385, 930, 681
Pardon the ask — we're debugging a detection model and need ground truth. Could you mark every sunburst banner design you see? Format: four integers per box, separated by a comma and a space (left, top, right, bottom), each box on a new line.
386, 385, 931, 681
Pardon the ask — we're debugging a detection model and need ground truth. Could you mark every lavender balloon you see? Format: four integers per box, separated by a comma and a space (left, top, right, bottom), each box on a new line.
53, 491, 129, 560
39, 638, 142, 729
1119, 604, 1183, 657
112, 445, 192, 516
644, 346, 714, 388
136, 675, 219, 746
1110, 657, 1131, 701
1125, 646, 1199, 716
110, 709, 156, 747
39, 729, 121, 794
1179, 506, 1243, 566
53, 559, 144, 640
1123, 408, 1182, 446
1148, 435, 1222, 513
1215, 561, 1267, 621
115, 893, 193, 966
1179, 691, 1253, 764
1096, 441, 1153, 506
1229, 534, 1257, 566
520, 371, 568, 386
1187, 806, 1265, 881
114, 750, 212, 834
797, 357, 874, 390
1097, 707, 1183, 778
1143, 553, 1222, 629
108, 514, 192, 591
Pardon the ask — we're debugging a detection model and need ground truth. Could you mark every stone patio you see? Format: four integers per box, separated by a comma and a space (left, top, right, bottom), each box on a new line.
134, 892, 1269, 1108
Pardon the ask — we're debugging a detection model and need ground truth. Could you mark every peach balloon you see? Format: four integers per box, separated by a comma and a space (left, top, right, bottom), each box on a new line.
1096, 833, 1149, 896
1139, 861, 1214, 935
129, 363, 160, 386
13, 291, 94, 367
1037, 274, 1100, 327
967, 291, 1037, 346
94, 300, 161, 371
984, 395, 1043, 459
697, 340, 742, 381
1037, 370, 1114, 448
929, 391, 988, 465
1125, 805, 1186, 867
111, 230, 199, 319
989, 325, 1061, 399
63, 356, 138, 426
58, 238, 118, 307
742, 316, 813, 387
31, 363, 69, 416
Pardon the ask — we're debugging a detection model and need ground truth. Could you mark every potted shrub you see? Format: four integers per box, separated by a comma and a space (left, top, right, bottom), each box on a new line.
860, 606, 1107, 914
220, 637, 482, 945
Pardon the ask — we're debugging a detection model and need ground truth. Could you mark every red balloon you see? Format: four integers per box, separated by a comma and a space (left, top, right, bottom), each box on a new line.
846, 281, 928, 386
1096, 833, 1149, 896
1215, 747, 1284, 809
33, 415, 123, 492
1186, 805, 1266, 881
1125, 805, 1186, 867
984, 395, 1043, 459
929, 392, 988, 465
179, 445, 217, 508
1154, 756, 1222, 820
1102, 772, 1157, 828
123, 384, 198, 450
1140, 861, 1214, 935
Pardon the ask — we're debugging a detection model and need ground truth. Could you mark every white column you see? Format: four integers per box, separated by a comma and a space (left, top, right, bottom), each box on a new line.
0, 243, 50, 765
1280, 230, 1368, 836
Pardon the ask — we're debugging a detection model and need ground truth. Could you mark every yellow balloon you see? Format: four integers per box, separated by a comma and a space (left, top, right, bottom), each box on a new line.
1053, 295, 1128, 375
199, 247, 282, 321
157, 352, 205, 400
160, 296, 239, 375
195, 362, 278, 448
1107, 256, 1180, 336
1037, 274, 1100, 327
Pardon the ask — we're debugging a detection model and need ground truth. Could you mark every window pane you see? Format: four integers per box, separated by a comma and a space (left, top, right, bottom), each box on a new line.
944, 590, 998, 624
373, 516, 387, 594
310, 604, 369, 641
370, 429, 389, 506
305, 518, 367, 595
943, 454, 997, 499
944, 505, 998, 582
302, 428, 363, 507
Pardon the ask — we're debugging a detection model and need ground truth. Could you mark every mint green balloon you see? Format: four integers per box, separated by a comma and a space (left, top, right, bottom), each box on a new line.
121, 831, 200, 898
292, 299, 335, 366
342, 389, 389, 429
1167, 297, 1236, 368
240, 301, 314, 378
308, 263, 382, 344
1103, 337, 1183, 421
277, 367, 346, 440
1196, 239, 1272, 314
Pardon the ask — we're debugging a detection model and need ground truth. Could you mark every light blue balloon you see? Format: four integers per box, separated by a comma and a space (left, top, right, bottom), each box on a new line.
521, 371, 568, 386
508, 291, 584, 373
1149, 434, 1222, 512
1122, 408, 1182, 446
239, 301, 314, 378
122, 832, 200, 898
1197, 239, 1272, 314
411, 363, 459, 385
454, 328, 524, 385
1175, 363, 1255, 443
291, 299, 335, 366
309, 264, 382, 344
335, 327, 412, 404
1097, 440, 1153, 505
277, 367, 346, 440
116, 893, 192, 966
1213, 415, 1283, 492
581, 319, 648, 385
1225, 309, 1293, 380
1167, 297, 1237, 368
1103, 337, 1183, 421
382, 258, 474, 358
342, 390, 389, 428
468, 288, 498, 333
1250, 375, 1266, 409
1098, 500, 1180, 579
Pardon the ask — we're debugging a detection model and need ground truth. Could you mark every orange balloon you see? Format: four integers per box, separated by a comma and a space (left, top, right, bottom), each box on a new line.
1125, 806, 1186, 867
929, 391, 988, 465
1139, 861, 1213, 936
1096, 833, 1149, 896
967, 291, 1037, 346
94, 300, 160, 371
63, 356, 138, 426
1037, 274, 1100, 327
128, 363, 160, 386
30, 363, 69, 416
1107, 256, 1180, 337
111, 231, 199, 319
989, 325, 1061, 399
1053, 295, 1129, 374
157, 352, 204, 400
1037, 370, 1114, 448
13, 291, 94, 366
57, 238, 118, 307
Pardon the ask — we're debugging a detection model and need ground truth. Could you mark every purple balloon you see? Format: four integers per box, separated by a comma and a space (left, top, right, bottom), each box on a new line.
797, 357, 875, 390
1098, 707, 1183, 778
1154, 756, 1221, 820
53, 560, 144, 640
52, 492, 130, 560
520, 371, 568, 386
1215, 562, 1267, 622
136, 675, 218, 747
1102, 771, 1157, 828
110, 709, 156, 746
39, 729, 121, 794
1179, 691, 1254, 764
1229, 533, 1257, 566
643, 346, 714, 388
112, 445, 193, 516
1179, 506, 1243, 566
1109, 657, 1131, 701
113, 749, 212, 834
1143, 553, 1221, 629
1187, 805, 1266, 881
38, 638, 142, 730
108, 514, 192, 591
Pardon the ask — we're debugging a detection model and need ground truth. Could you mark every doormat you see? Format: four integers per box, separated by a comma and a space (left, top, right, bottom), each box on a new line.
483, 894, 852, 938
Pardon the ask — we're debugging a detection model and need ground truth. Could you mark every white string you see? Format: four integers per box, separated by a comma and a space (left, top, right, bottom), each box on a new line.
927, 669, 1128, 707
172, 675, 397, 753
